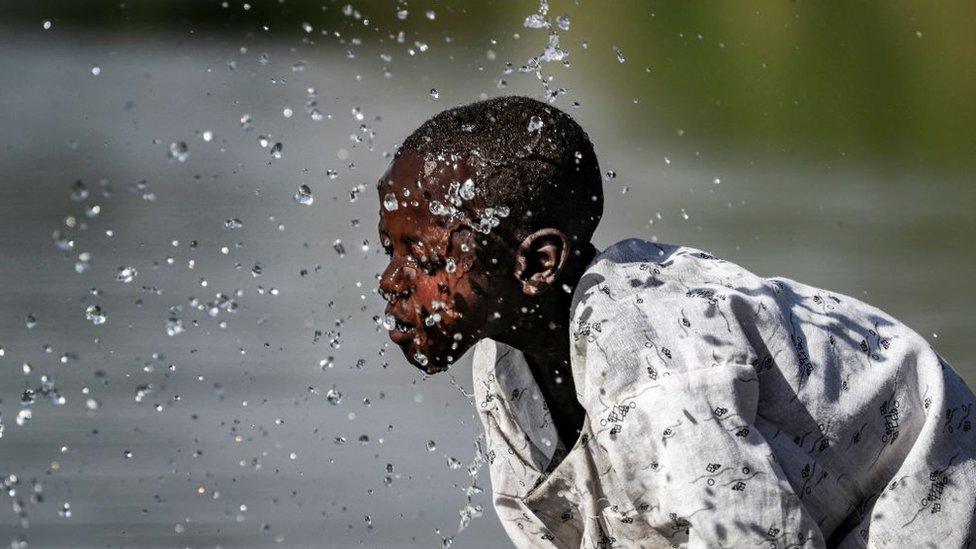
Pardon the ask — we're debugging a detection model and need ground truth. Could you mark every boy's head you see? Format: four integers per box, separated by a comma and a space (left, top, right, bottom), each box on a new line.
377, 96, 602, 373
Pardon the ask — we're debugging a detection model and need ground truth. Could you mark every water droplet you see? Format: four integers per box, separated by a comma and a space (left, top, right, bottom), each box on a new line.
165, 318, 185, 337
270, 142, 283, 159
224, 218, 243, 231
614, 45, 626, 63
123, 449, 133, 458
429, 201, 451, 217
282, 107, 293, 118
202, 130, 213, 142
70, 180, 89, 201
85, 305, 106, 325
429, 88, 439, 100
426, 440, 437, 452
383, 193, 399, 211
524, 14, 548, 29
42, 20, 52, 30
58, 502, 72, 518
294, 184, 314, 205
240, 114, 252, 131
556, 14, 570, 31
168, 141, 189, 163
90, 65, 101, 76
326, 386, 342, 406
116, 266, 138, 283
527, 115, 544, 133
426, 10, 436, 20
291, 61, 306, 73
459, 179, 476, 200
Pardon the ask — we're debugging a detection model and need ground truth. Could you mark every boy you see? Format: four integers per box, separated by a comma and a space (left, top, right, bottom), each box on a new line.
376, 96, 976, 548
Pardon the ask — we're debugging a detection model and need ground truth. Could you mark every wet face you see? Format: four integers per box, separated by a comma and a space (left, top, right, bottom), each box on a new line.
377, 151, 506, 374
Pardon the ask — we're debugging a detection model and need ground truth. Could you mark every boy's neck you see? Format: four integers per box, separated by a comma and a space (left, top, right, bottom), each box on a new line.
492, 242, 597, 447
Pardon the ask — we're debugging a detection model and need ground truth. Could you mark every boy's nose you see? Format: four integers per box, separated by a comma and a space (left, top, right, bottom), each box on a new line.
379, 262, 416, 300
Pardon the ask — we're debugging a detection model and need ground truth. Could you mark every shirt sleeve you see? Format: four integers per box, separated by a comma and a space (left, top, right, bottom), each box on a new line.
574, 284, 827, 547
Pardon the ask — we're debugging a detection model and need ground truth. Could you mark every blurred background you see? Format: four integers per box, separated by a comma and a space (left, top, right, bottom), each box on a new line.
0, 1, 973, 547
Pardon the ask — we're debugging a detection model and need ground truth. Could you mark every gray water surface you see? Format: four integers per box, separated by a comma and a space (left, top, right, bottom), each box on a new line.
0, 22, 973, 549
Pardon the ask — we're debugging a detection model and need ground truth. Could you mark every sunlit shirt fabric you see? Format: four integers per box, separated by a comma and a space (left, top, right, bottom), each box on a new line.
472, 239, 976, 548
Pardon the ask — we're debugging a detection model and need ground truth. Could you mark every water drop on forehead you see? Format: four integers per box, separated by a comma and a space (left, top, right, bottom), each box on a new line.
383, 193, 399, 211
459, 179, 476, 200
429, 201, 450, 216
527, 115, 544, 133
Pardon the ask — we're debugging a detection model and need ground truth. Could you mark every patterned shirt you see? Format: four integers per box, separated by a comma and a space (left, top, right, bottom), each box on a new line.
472, 238, 976, 548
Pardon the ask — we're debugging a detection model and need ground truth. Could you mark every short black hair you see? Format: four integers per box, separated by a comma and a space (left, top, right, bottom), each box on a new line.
399, 96, 603, 246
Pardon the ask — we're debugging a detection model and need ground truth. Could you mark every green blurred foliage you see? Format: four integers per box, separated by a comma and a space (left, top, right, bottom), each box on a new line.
8, 0, 975, 172
574, 1, 976, 173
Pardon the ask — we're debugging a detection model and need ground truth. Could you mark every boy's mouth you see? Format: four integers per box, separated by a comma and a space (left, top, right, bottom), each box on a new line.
388, 316, 416, 344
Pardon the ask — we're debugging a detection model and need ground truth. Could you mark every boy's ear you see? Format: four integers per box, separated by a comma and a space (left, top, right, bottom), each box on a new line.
513, 228, 570, 296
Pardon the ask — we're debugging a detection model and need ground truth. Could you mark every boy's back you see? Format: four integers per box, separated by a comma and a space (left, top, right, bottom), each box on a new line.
474, 238, 975, 547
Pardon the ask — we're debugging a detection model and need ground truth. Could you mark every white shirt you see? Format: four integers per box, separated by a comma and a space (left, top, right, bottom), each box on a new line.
472, 239, 976, 548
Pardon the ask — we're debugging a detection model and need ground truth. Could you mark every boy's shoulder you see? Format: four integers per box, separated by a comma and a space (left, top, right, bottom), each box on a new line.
567, 238, 768, 358
571, 238, 753, 311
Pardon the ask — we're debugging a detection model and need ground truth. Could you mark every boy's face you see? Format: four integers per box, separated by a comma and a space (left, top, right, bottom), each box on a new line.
377, 151, 505, 374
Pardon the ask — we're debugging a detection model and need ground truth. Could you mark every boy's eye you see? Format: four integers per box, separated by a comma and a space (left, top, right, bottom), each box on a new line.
379, 236, 393, 257
417, 256, 445, 275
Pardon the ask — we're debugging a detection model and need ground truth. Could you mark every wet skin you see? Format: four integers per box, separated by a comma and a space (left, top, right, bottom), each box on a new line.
377, 150, 496, 374
377, 150, 588, 445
